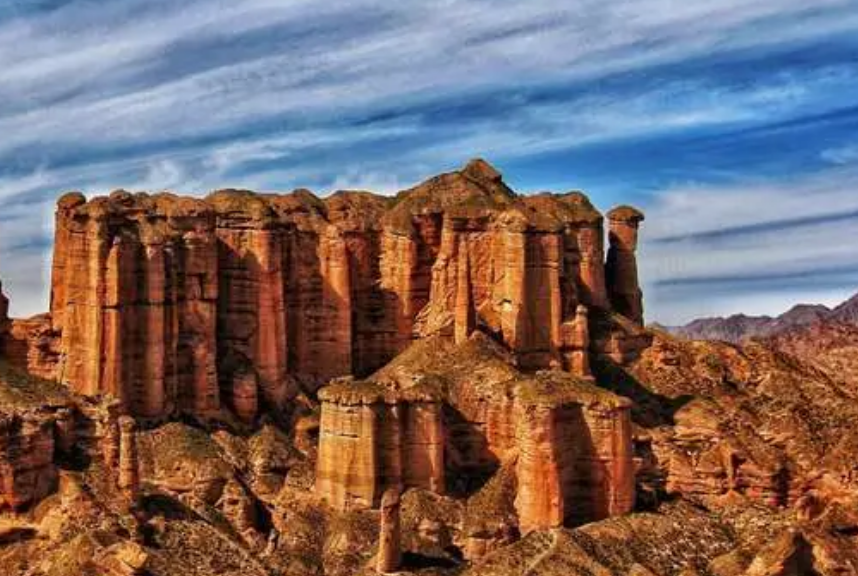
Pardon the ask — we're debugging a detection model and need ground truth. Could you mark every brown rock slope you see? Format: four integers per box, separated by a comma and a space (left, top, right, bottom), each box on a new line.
766, 320, 858, 394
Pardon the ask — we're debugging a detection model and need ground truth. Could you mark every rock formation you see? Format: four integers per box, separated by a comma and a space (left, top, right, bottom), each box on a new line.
12, 159, 648, 422
315, 379, 444, 510
0, 412, 58, 510
606, 206, 644, 326
316, 334, 635, 533
376, 488, 402, 573
117, 416, 140, 498
3, 159, 858, 576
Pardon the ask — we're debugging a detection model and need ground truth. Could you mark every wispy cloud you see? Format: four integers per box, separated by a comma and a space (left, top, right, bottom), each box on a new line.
641, 167, 858, 323
0, 0, 857, 318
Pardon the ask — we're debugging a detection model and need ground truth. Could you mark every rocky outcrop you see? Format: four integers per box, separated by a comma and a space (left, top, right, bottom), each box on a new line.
24, 159, 647, 421
606, 206, 644, 326
4, 315, 61, 380
376, 488, 402, 573
0, 412, 57, 510
316, 335, 635, 532
315, 380, 444, 510
0, 359, 78, 512
50, 191, 220, 418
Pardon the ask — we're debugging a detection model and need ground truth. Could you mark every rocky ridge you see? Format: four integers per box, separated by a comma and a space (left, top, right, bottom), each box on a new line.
666, 290, 858, 343
0, 160, 856, 575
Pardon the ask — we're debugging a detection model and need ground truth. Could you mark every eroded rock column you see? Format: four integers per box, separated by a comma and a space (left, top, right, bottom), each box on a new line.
118, 416, 140, 499
376, 488, 402, 573
561, 305, 591, 377
576, 221, 608, 309
514, 404, 563, 533
454, 244, 474, 345
316, 396, 378, 509
606, 206, 645, 325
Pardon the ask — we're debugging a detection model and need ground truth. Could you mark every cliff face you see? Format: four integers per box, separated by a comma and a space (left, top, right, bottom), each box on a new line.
30, 159, 647, 421
4, 161, 858, 576
316, 335, 635, 538
0, 363, 77, 512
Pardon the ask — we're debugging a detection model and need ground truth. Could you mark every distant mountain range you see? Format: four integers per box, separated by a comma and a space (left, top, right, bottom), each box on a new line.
660, 290, 858, 343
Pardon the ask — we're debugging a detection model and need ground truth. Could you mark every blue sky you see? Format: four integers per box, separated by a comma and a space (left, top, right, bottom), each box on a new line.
1, 0, 858, 323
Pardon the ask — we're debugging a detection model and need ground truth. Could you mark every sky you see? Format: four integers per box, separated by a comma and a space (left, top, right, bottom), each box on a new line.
1, 0, 858, 324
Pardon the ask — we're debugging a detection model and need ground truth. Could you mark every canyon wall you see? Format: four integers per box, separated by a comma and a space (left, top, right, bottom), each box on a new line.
315, 381, 445, 510
316, 335, 635, 533
21, 159, 647, 421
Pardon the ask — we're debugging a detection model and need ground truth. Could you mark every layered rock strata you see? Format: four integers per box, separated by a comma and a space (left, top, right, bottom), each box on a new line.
0, 412, 58, 510
376, 488, 402, 573
0, 364, 77, 511
117, 416, 139, 497
26, 160, 646, 420
316, 335, 635, 532
315, 380, 444, 510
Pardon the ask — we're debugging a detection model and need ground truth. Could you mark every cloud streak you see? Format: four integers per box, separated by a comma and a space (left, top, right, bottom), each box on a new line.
0, 0, 857, 319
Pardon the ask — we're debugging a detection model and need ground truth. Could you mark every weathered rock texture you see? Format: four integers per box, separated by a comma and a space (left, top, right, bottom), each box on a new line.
0, 362, 76, 511
376, 488, 402, 573
117, 416, 139, 497
316, 334, 635, 533
316, 379, 444, 510
20, 159, 647, 421
606, 206, 644, 326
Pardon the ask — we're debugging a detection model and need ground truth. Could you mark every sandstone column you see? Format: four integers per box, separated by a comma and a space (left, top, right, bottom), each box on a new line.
380, 230, 419, 355
50, 192, 87, 333
606, 206, 645, 325
561, 304, 591, 376
180, 230, 219, 415
576, 222, 608, 309
251, 229, 289, 407
514, 404, 563, 533
315, 394, 379, 509
498, 220, 528, 353
403, 401, 445, 495
118, 416, 140, 498
582, 404, 635, 519
320, 226, 353, 377
376, 487, 402, 573
143, 237, 168, 418
454, 242, 474, 345
102, 417, 120, 470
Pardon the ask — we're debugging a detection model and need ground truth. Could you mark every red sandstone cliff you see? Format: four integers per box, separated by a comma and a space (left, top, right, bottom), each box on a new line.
2, 161, 858, 576
23, 159, 647, 422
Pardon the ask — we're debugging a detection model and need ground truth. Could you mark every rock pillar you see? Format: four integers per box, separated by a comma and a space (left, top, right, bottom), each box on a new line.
576, 221, 608, 309
103, 417, 120, 470
561, 305, 591, 376
118, 416, 140, 498
454, 243, 474, 345
606, 206, 645, 325
377, 487, 402, 573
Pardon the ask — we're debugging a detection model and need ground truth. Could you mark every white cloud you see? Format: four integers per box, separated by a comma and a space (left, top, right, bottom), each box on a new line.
0, 0, 857, 319
640, 167, 858, 323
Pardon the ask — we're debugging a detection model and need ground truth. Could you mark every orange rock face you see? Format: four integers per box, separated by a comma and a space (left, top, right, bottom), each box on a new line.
25, 160, 645, 426
5, 315, 60, 380
315, 380, 444, 510
606, 206, 645, 326
0, 412, 59, 511
50, 191, 220, 418
316, 335, 635, 534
